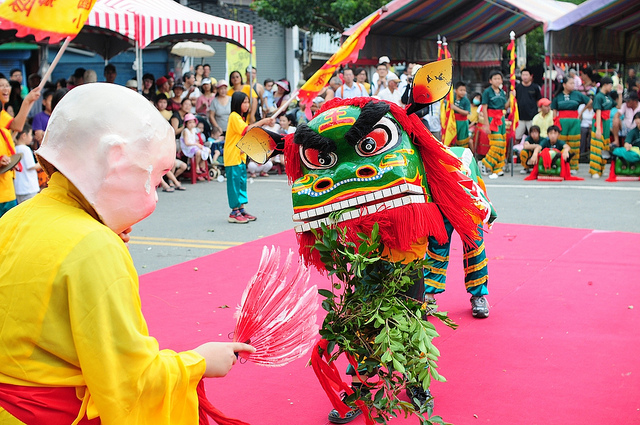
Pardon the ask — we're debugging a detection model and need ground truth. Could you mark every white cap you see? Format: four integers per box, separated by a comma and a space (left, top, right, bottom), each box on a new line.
411, 64, 422, 77
125, 79, 138, 88
37, 83, 176, 233
378, 56, 391, 64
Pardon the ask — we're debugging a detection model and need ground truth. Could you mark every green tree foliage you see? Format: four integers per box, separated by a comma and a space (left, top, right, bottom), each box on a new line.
252, 0, 388, 35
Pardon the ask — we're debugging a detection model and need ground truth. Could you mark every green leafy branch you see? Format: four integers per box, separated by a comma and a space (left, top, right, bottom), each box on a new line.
311, 221, 456, 425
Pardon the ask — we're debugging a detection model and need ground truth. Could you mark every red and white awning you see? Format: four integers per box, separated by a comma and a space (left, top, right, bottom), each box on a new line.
86, 0, 252, 51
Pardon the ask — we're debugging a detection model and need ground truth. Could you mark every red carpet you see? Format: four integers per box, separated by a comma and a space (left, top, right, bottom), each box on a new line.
139, 223, 640, 425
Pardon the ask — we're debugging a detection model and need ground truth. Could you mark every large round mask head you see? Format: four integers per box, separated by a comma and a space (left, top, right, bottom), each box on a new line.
37, 83, 176, 233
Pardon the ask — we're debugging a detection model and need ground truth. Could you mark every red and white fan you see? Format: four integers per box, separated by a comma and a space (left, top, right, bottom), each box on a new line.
198, 246, 320, 424
233, 246, 319, 366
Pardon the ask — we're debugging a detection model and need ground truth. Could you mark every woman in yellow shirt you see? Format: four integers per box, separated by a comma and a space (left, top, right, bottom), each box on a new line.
227, 71, 258, 124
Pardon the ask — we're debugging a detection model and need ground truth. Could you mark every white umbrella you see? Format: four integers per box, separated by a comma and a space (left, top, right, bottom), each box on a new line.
170, 41, 215, 58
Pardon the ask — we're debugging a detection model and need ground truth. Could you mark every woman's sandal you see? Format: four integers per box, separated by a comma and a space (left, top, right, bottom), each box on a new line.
175, 185, 186, 191
162, 187, 175, 192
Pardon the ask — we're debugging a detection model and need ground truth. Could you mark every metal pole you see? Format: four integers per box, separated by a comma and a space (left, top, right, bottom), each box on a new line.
249, 39, 255, 123
135, 41, 143, 93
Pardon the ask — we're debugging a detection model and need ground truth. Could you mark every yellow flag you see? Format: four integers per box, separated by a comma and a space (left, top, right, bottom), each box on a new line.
0, 0, 97, 43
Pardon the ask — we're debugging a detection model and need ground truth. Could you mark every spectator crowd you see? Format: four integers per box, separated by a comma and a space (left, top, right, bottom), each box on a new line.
2, 58, 639, 222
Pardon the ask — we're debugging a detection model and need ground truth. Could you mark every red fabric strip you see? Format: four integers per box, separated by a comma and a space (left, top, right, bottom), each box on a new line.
0, 382, 99, 425
454, 113, 467, 121
557, 110, 579, 119
600, 110, 611, 121
0, 127, 22, 172
487, 109, 504, 132
311, 339, 353, 417
197, 380, 250, 425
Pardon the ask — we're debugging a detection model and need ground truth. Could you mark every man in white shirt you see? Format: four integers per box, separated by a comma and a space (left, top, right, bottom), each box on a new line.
423, 100, 442, 140
181, 71, 201, 114
377, 77, 403, 106
371, 56, 399, 95
334, 68, 367, 99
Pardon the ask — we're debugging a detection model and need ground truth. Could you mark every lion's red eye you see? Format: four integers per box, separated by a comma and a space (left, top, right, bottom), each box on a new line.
300, 147, 338, 169
358, 128, 388, 155
355, 116, 400, 157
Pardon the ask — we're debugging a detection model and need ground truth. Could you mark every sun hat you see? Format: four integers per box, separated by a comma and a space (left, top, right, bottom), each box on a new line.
275, 79, 290, 94
125, 79, 138, 89
184, 113, 198, 123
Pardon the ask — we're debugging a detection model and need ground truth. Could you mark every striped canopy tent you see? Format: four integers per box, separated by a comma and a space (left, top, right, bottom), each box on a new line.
344, 0, 576, 67
81, 0, 252, 84
546, 0, 640, 64
0, 0, 251, 84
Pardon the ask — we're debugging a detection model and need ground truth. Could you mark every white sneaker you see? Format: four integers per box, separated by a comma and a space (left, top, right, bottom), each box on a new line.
497, 170, 505, 176
489, 173, 499, 179
520, 168, 529, 174
478, 161, 489, 176
570, 169, 577, 175
591, 173, 600, 179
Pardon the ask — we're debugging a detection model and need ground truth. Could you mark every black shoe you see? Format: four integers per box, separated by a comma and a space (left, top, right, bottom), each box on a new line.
406, 385, 434, 411
327, 385, 367, 424
470, 296, 489, 318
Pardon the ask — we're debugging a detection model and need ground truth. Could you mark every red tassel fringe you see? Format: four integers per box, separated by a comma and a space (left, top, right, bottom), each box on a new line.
283, 134, 302, 184
197, 380, 250, 425
296, 203, 447, 271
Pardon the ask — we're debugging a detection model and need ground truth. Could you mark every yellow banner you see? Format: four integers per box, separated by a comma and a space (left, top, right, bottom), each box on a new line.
0, 0, 97, 41
226, 40, 257, 80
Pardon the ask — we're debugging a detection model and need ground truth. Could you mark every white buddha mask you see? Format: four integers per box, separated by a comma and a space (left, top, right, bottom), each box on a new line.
37, 83, 176, 234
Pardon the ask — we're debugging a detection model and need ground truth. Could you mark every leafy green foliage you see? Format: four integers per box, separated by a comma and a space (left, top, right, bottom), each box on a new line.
251, 0, 388, 35
312, 222, 457, 425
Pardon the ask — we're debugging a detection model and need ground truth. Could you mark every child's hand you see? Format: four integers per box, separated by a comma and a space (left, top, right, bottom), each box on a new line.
562, 149, 570, 161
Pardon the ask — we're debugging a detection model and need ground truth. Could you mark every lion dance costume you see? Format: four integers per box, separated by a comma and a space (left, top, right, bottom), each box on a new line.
238, 59, 494, 423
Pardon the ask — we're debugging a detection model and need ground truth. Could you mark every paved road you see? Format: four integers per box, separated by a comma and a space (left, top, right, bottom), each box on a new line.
130, 166, 640, 274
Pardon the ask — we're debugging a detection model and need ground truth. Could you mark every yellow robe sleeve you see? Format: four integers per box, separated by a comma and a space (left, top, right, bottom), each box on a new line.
62, 231, 206, 423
